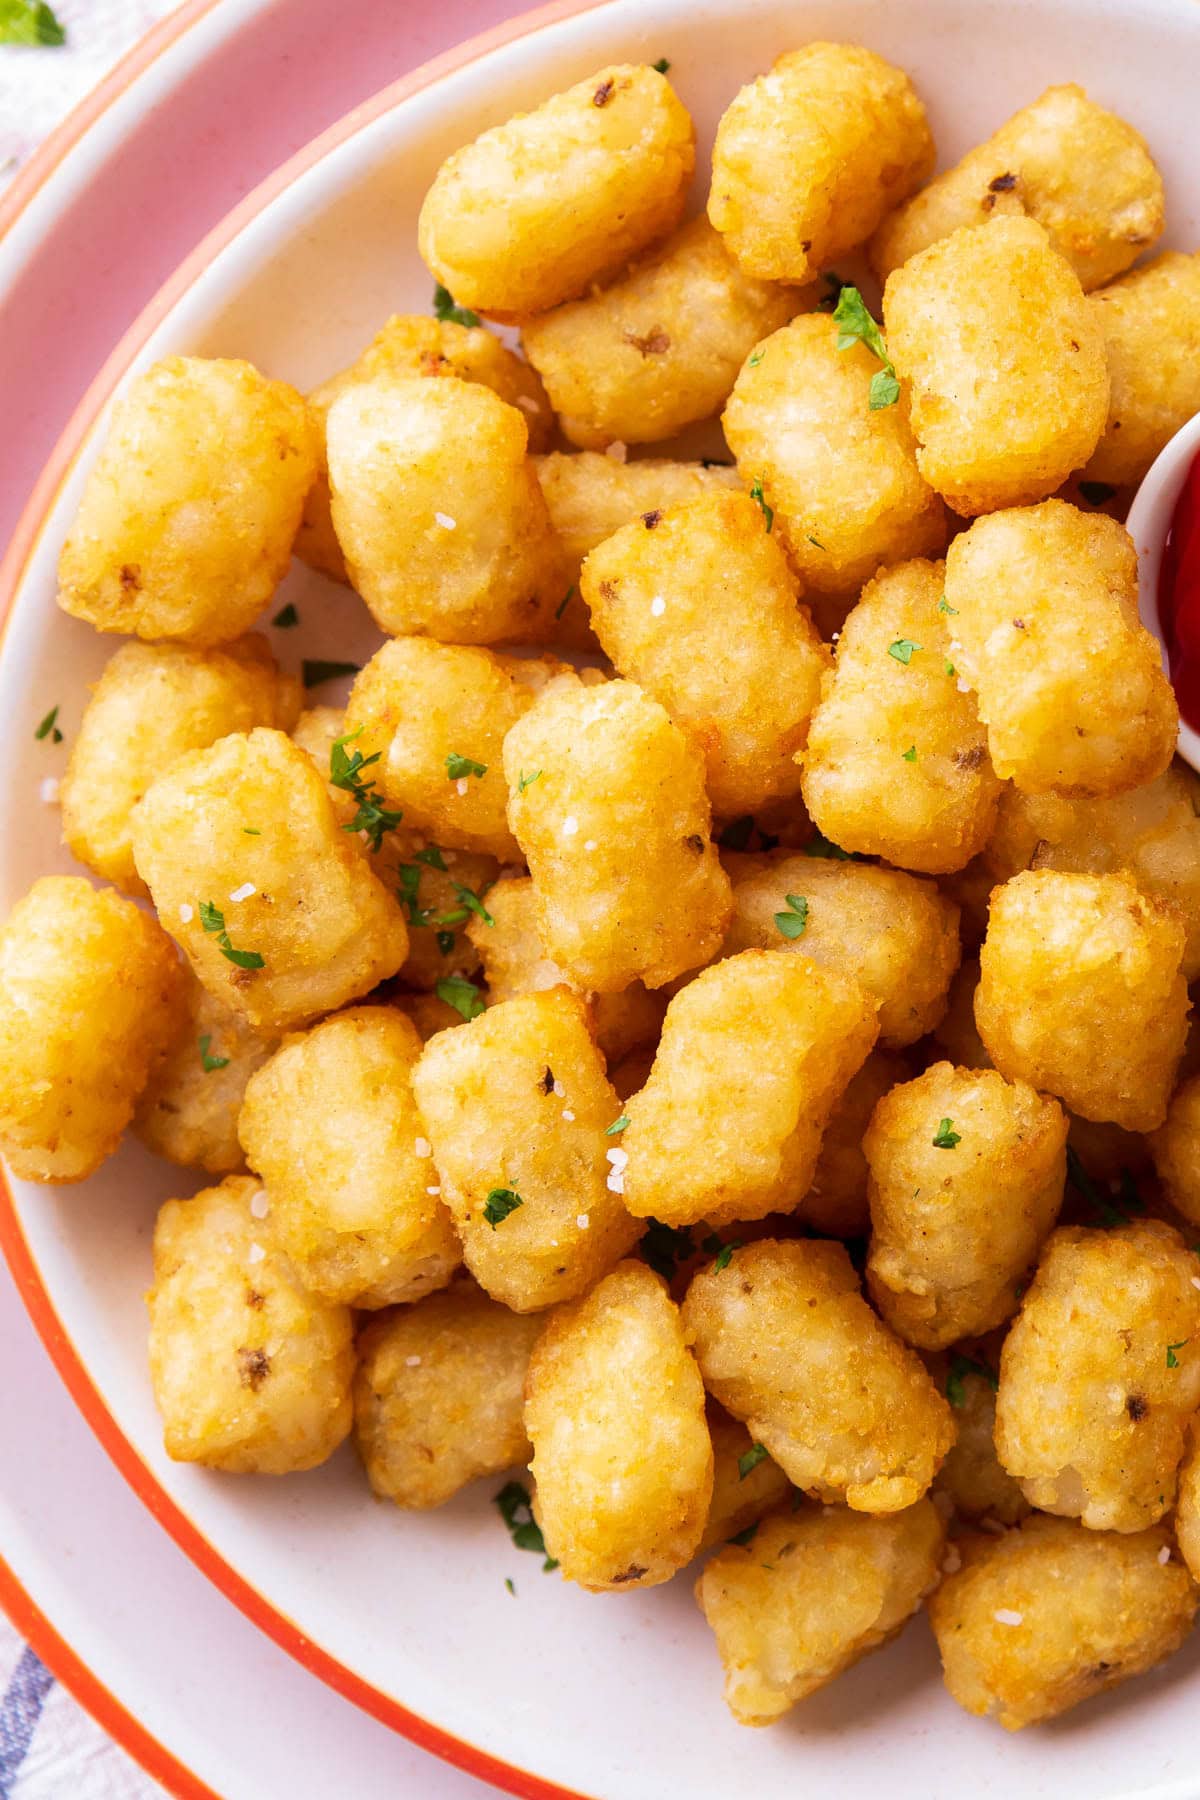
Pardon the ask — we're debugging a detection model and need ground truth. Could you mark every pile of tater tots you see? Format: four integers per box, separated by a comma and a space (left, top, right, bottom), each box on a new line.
10, 38, 1200, 1736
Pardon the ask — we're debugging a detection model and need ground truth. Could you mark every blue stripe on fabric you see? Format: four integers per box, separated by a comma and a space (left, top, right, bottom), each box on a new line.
0, 1647, 55, 1798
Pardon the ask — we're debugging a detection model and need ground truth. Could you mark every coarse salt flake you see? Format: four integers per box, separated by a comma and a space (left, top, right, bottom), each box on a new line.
562, 815, 579, 837
576, 1214, 590, 1230
993, 1609, 1023, 1627
516, 396, 539, 414
249, 1190, 269, 1219
405, 1354, 422, 1367
956, 678, 971, 694
1191, 1277, 1200, 1291
650, 595, 666, 617
247, 1242, 266, 1266
229, 882, 256, 903
426, 1185, 441, 1196
605, 440, 628, 463
435, 512, 457, 530
414, 1137, 432, 1158
606, 1146, 628, 1169
606, 1170, 625, 1194
562, 1109, 575, 1122
552, 1080, 565, 1098
1159, 1545, 1173, 1564
179, 903, 194, 924
456, 778, 469, 796
584, 839, 597, 852
39, 777, 59, 805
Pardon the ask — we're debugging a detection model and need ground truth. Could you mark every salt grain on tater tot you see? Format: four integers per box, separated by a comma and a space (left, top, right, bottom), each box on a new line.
682, 1238, 954, 1511
411, 989, 639, 1311
700, 1402, 792, 1553
928, 1339, 1030, 1524
622, 950, 877, 1229
799, 559, 1001, 874
870, 84, 1164, 293
326, 374, 565, 644
696, 1499, 945, 1726
723, 854, 960, 1049
503, 679, 731, 992
522, 217, 804, 449
239, 1007, 461, 1309
418, 64, 695, 320
1149, 1076, 1200, 1225
525, 1260, 712, 1590
865, 1063, 1067, 1349
57, 356, 317, 646
944, 502, 1177, 796
976, 870, 1188, 1131
798, 1048, 910, 1238
583, 491, 829, 817
1082, 251, 1200, 489
723, 313, 947, 600
147, 1174, 354, 1474
995, 1220, 1200, 1530
134, 970, 277, 1175
929, 1514, 1197, 1730
353, 1280, 543, 1508
708, 43, 933, 285
61, 636, 298, 896
1174, 1427, 1200, 1583
883, 216, 1109, 516
131, 728, 409, 1033
0, 876, 185, 1183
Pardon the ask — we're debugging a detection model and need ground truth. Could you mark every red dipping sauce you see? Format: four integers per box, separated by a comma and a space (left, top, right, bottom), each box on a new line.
1159, 447, 1200, 734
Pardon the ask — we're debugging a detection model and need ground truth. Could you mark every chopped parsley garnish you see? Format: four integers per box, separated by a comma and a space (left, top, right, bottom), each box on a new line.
199, 901, 264, 970
606, 1115, 630, 1136
937, 597, 958, 615
701, 1233, 740, 1273
946, 1354, 998, 1407
749, 476, 774, 533
1079, 480, 1117, 507
436, 974, 485, 1021
902, 745, 917, 762
774, 892, 809, 940
518, 768, 542, 795
944, 660, 957, 678
242, 827, 261, 836
932, 1117, 961, 1149
0, 0, 65, 45
271, 602, 299, 628
493, 1481, 557, 1571
816, 271, 849, 313
727, 1522, 758, 1547
396, 864, 432, 928
450, 880, 495, 927
888, 639, 921, 665
748, 348, 764, 366
640, 1218, 693, 1281
432, 282, 481, 329
1066, 1146, 1143, 1228
652, 55, 670, 72
329, 728, 403, 852
1167, 1340, 1190, 1369
806, 534, 826, 549
34, 705, 62, 743
415, 845, 447, 870
802, 831, 858, 861
446, 751, 487, 781
832, 285, 900, 409
555, 586, 575, 621
302, 659, 360, 688
505, 1577, 516, 1596
436, 929, 456, 955
738, 1443, 769, 1480
483, 1187, 523, 1228
198, 1034, 229, 1073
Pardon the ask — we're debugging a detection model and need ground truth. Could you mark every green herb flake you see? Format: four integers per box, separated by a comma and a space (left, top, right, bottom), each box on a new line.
938, 597, 958, 615
652, 55, 670, 72
271, 602, 299, 629
606, 1115, 630, 1136
817, 271, 848, 313
806, 534, 826, 549
727, 1522, 758, 1547
518, 768, 542, 795
902, 745, 917, 763
242, 827, 261, 836
436, 930, 456, 955
415, 845, 447, 870
446, 751, 487, 781
802, 831, 856, 861
432, 282, 481, 329
749, 476, 774, 533
748, 348, 764, 367
738, 1443, 769, 1481
483, 1187, 523, 1228
946, 1354, 998, 1408
944, 661, 957, 678
640, 1218, 693, 1281
493, 1481, 558, 1571
774, 892, 809, 940
329, 728, 403, 852
868, 368, 901, 411
435, 974, 486, 1021
712, 1241, 739, 1273
932, 1117, 961, 1150
451, 881, 495, 928
0, 1, 66, 46
34, 705, 62, 743
1167, 1339, 1189, 1369
1079, 480, 1117, 507
831, 285, 899, 408
555, 586, 575, 621
198, 899, 264, 971
302, 659, 360, 688
198, 1034, 230, 1073
505, 1577, 516, 1596
888, 639, 921, 665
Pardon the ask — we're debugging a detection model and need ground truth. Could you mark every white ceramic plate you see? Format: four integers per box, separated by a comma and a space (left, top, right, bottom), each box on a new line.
4, 1, 1200, 1794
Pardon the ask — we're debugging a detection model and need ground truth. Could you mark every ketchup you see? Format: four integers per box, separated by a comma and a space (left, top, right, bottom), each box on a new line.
1159, 448, 1200, 734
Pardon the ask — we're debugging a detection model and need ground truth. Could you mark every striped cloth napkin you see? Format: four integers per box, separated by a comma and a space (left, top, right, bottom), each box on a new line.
0, 1616, 160, 1797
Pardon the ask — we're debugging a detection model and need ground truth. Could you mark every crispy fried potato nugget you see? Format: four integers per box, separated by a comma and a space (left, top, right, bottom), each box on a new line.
1083, 251, 1200, 488
682, 1238, 954, 1511
622, 951, 877, 1229
723, 313, 946, 600
883, 217, 1109, 516
700, 1403, 792, 1553
326, 374, 564, 644
296, 313, 553, 584
147, 1174, 354, 1474
525, 1261, 712, 1590
411, 990, 639, 1311
696, 1499, 945, 1725
57, 356, 316, 646
60, 637, 298, 896
724, 855, 960, 1049
870, 85, 1164, 293
800, 559, 1000, 874
995, 1220, 1200, 1530
522, 218, 803, 449
134, 971, 277, 1175
708, 43, 933, 285
353, 1281, 542, 1507
929, 1515, 1197, 1729
799, 1049, 910, 1238
418, 65, 695, 320
1149, 1076, 1200, 1226
930, 1342, 1029, 1524
930, 955, 991, 1070
394, 990, 470, 1042
943, 503, 1176, 796
976, 870, 1188, 1131
503, 679, 731, 992
865, 1063, 1067, 1349
239, 1007, 461, 1309
0, 876, 185, 1183
131, 728, 408, 1033
583, 491, 829, 816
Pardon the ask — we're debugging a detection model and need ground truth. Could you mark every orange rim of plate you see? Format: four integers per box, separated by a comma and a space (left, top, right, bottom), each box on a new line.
0, 1, 616, 1795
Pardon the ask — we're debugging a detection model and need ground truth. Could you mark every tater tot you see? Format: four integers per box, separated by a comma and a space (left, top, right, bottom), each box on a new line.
57, 356, 317, 646
1150, 1077, 1200, 1226
1083, 251, 1200, 488
724, 855, 960, 1049
465, 875, 665, 1062
0, 876, 185, 1182
134, 970, 277, 1175
503, 679, 731, 992
929, 1515, 1197, 1729
930, 955, 992, 1070
326, 375, 565, 644
131, 728, 409, 1033
622, 951, 877, 1228
583, 491, 829, 816
865, 1063, 1067, 1349
411, 990, 640, 1311
682, 1239, 954, 1511
723, 313, 947, 599
942, 503, 1176, 795
525, 1261, 712, 1589
995, 1220, 1200, 1530
883, 217, 1109, 516
976, 870, 1188, 1131
871, 85, 1164, 293
353, 1280, 542, 1507
239, 1007, 461, 1308
147, 1174, 354, 1474
522, 218, 803, 449
798, 1049, 910, 1238
1175, 1427, 1200, 1583
700, 1403, 793, 1553
60, 637, 297, 896
418, 65, 695, 320
696, 1499, 945, 1726
929, 1340, 1029, 1524
799, 559, 1000, 873
708, 44, 933, 285
394, 990, 470, 1042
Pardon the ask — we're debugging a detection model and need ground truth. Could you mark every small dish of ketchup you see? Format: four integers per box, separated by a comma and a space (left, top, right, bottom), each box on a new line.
1127, 409, 1200, 771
